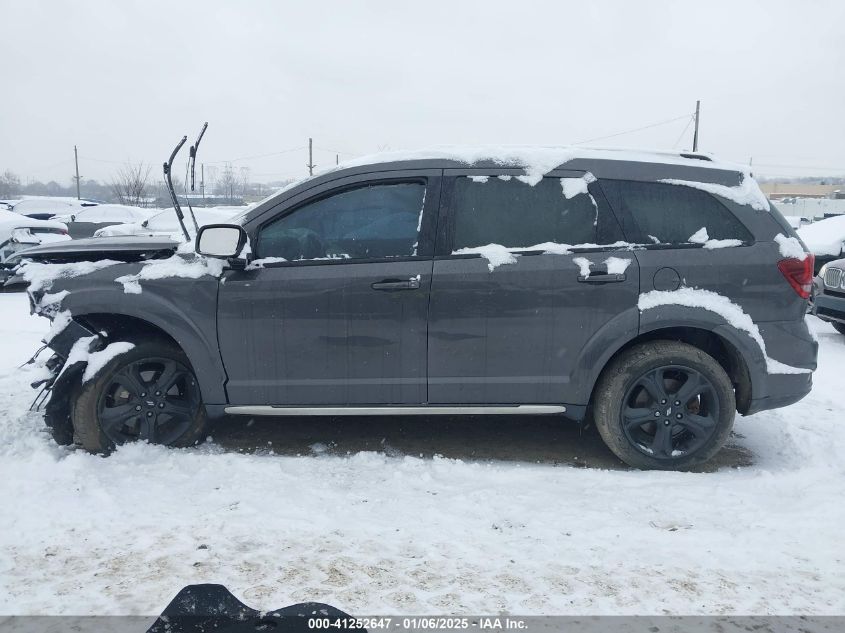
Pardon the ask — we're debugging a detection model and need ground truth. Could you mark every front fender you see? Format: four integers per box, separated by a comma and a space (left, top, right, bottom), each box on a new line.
52, 269, 228, 404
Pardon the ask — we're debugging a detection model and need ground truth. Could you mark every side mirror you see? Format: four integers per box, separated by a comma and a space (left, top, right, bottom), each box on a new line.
196, 224, 248, 258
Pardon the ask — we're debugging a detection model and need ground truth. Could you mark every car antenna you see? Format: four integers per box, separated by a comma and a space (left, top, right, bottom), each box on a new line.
184, 121, 208, 234
163, 135, 192, 242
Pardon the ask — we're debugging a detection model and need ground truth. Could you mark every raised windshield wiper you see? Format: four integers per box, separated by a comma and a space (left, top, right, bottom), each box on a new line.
190, 122, 207, 193
184, 121, 208, 234
163, 135, 191, 242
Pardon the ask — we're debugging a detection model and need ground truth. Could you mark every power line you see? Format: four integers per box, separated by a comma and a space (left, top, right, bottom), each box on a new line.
203, 146, 306, 165
21, 158, 75, 173
574, 113, 693, 145
314, 145, 355, 156
79, 155, 127, 164
672, 115, 696, 149
751, 162, 845, 172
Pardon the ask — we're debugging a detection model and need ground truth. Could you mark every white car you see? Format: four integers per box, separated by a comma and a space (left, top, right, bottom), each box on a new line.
10, 197, 100, 221
796, 214, 845, 273
52, 204, 154, 239
0, 209, 70, 281
94, 206, 246, 238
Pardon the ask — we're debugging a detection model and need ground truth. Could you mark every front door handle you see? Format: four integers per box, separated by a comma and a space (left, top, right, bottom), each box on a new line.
371, 277, 421, 291
577, 270, 626, 283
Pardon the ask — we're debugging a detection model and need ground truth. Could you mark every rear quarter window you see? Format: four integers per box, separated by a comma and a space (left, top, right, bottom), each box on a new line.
600, 179, 754, 244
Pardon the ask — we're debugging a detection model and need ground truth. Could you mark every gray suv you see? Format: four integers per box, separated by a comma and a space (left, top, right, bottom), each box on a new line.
13, 150, 818, 469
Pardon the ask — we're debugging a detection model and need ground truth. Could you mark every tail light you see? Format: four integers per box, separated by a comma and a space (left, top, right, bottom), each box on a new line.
778, 255, 814, 299
59, 229, 68, 235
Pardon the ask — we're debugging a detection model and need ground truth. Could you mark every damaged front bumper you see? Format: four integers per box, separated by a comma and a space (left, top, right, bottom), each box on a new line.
31, 318, 102, 391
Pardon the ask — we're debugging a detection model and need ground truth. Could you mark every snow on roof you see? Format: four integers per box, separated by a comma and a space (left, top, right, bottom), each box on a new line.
796, 214, 845, 257
338, 145, 747, 182
243, 145, 762, 217
53, 204, 153, 223
0, 209, 67, 234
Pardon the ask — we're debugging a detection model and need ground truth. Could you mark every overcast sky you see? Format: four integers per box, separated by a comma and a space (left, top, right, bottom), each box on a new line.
1, 0, 843, 186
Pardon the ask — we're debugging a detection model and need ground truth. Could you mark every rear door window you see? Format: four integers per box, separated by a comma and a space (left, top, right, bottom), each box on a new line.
600, 179, 753, 244
449, 176, 622, 250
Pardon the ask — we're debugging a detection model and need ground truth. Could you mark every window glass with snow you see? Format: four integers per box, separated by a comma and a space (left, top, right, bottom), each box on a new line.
600, 180, 753, 245
257, 182, 426, 261
450, 176, 614, 250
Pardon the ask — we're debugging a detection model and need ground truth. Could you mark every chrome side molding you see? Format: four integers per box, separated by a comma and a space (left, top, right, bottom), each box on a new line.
224, 405, 566, 416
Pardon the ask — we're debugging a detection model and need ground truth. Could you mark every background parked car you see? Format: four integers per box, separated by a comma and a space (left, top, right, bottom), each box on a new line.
52, 203, 154, 238
94, 206, 245, 238
0, 208, 70, 285
812, 257, 845, 336
797, 214, 845, 274
10, 197, 100, 220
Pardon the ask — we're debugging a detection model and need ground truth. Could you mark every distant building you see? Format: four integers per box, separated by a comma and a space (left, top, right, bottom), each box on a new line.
760, 183, 839, 199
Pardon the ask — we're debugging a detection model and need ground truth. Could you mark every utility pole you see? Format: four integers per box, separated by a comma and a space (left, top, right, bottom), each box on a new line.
307, 137, 315, 176
336, 154, 339, 166
692, 100, 701, 152
73, 145, 81, 199
201, 163, 205, 201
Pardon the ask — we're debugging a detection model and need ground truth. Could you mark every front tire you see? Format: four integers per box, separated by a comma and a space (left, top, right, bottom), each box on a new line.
592, 341, 736, 470
832, 322, 845, 336
71, 339, 207, 453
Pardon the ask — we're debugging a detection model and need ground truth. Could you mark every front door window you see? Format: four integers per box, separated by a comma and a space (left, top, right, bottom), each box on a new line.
257, 182, 426, 261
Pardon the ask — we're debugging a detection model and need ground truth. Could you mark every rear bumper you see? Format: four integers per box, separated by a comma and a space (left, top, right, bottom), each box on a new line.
742, 319, 817, 416
744, 372, 813, 415
814, 291, 845, 325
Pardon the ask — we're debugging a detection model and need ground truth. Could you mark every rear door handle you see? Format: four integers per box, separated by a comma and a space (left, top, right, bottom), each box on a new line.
371, 277, 421, 291
577, 270, 626, 283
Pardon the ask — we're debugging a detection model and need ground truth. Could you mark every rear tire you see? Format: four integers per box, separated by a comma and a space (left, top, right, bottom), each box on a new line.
592, 341, 735, 470
832, 322, 845, 336
71, 339, 207, 453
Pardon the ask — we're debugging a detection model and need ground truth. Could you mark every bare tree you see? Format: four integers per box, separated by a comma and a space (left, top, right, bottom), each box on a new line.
239, 166, 251, 198
215, 163, 238, 202
110, 162, 152, 207
0, 169, 21, 198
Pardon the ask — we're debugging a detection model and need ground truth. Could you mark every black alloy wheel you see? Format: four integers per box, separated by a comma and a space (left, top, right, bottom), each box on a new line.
97, 357, 201, 446
69, 339, 208, 453
592, 340, 736, 470
621, 365, 719, 460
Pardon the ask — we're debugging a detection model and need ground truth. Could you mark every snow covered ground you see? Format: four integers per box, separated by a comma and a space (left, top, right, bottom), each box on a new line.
0, 292, 843, 616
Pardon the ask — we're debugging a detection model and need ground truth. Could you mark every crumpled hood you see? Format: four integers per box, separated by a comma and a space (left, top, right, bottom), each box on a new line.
6, 235, 180, 264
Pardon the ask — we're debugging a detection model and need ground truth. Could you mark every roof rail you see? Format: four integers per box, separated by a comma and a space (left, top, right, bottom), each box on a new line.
678, 153, 713, 161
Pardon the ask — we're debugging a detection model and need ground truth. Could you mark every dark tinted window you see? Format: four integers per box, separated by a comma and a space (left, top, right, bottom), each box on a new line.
451, 176, 617, 250
257, 182, 425, 260
601, 180, 753, 244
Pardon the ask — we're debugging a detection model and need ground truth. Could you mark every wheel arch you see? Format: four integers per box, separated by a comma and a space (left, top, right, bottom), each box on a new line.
586, 324, 758, 416
76, 312, 180, 349
64, 307, 228, 405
